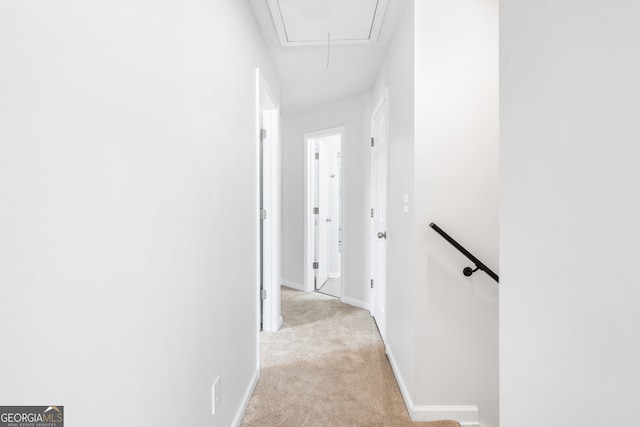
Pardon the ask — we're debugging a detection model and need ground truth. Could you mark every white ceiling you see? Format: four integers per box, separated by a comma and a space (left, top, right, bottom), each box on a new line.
267, 0, 387, 46
249, 0, 408, 115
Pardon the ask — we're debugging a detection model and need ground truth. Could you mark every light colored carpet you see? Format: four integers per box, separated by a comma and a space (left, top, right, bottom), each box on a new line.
241, 287, 460, 427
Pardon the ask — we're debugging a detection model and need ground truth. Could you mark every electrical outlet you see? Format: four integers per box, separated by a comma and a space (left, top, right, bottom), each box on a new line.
212, 376, 221, 415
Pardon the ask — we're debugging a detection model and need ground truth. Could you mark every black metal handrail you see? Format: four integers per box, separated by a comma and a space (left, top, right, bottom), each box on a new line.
429, 223, 499, 283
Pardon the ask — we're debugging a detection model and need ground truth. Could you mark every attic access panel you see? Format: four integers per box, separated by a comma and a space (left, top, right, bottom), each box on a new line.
267, 0, 389, 47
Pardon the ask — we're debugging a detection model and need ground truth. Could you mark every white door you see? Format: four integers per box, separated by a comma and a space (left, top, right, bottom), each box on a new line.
315, 140, 329, 288
371, 94, 388, 341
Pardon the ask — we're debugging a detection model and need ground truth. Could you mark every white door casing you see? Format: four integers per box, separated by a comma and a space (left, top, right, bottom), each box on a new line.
304, 127, 344, 294
371, 90, 388, 342
257, 69, 281, 333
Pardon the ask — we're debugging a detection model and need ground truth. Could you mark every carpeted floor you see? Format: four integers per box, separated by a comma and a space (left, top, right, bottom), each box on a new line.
241, 287, 460, 427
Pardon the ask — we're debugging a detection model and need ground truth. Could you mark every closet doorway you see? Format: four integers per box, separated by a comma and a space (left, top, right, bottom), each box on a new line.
304, 127, 343, 298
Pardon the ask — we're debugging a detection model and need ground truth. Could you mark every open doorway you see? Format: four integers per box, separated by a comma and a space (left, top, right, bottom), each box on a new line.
304, 127, 343, 298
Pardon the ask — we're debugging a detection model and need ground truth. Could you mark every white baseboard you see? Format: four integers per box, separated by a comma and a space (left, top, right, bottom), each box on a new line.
231, 368, 259, 427
386, 347, 479, 425
340, 296, 370, 311
281, 280, 304, 291
386, 346, 415, 419
412, 405, 479, 423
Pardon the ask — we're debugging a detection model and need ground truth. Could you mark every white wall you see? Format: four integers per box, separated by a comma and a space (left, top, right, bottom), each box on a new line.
281, 92, 371, 306
414, 0, 499, 425
376, 0, 499, 425
0, 2, 278, 426
372, 0, 417, 406
500, 0, 640, 425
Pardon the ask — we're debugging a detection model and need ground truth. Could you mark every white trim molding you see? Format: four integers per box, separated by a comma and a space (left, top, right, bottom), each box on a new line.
256, 67, 282, 333
386, 346, 414, 419
412, 406, 479, 424
340, 296, 370, 311
386, 347, 479, 425
281, 280, 304, 291
231, 368, 259, 427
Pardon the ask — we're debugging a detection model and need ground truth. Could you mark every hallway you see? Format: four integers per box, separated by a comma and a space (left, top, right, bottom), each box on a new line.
3, 1, 636, 426
241, 288, 459, 427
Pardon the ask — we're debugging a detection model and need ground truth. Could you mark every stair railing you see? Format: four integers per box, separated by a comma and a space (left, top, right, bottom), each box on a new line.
429, 222, 499, 283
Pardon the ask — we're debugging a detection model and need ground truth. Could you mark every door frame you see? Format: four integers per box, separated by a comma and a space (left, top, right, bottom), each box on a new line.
370, 89, 389, 342
304, 126, 344, 293
256, 68, 281, 334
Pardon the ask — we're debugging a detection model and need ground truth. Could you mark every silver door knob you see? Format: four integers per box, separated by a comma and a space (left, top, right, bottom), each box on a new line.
326, 218, 332, 222
377, 232, 387, 239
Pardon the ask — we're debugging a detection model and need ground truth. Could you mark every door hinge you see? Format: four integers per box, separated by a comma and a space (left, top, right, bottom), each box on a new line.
313, 207, 319, 215
313, 262, 319, 269
315, 152, 319, 160
260, 128, 267, 140
371, 208, 374, 218
261, 289, 267, 300
371, 279, 374, 289
260, 209, 267, 220
371, 137, 375, 147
